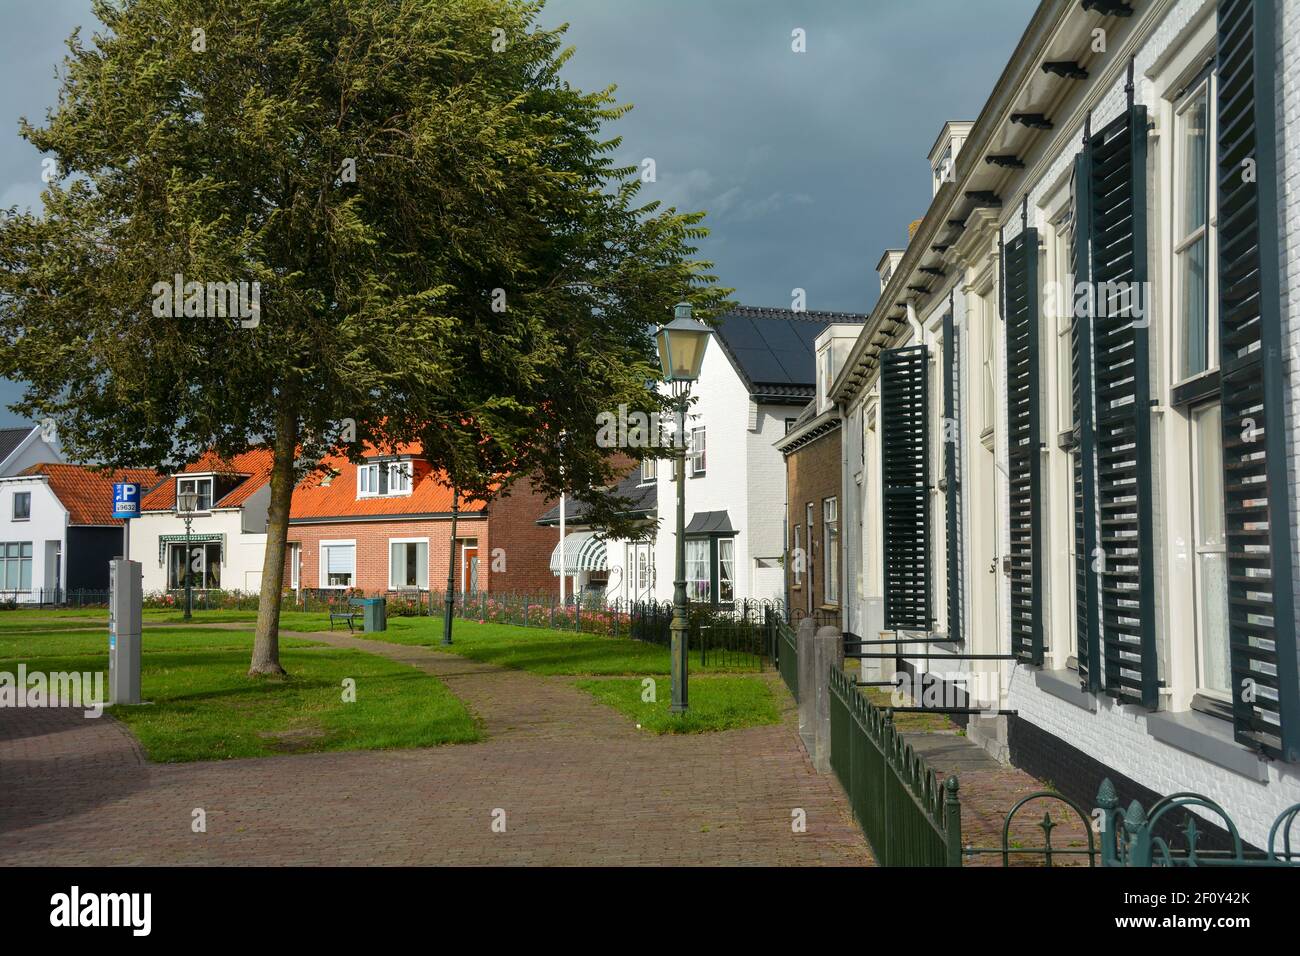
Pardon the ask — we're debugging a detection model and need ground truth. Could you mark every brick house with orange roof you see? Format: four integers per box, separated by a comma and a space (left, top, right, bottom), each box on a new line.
126, 443, 558, 599
285, 445, 557, 598
0, 463, 161, 601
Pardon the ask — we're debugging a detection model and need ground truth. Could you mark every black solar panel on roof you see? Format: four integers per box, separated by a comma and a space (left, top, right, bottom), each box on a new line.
713, 311, 820, 388
730, 347, 791, 384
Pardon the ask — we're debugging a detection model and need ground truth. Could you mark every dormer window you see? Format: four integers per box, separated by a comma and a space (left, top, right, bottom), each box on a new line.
358, 461, 413, 498
177, 476, 213, 512
933, 146, 954, 194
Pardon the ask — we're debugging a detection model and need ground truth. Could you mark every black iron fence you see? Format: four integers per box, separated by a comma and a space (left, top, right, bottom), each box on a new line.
828, 665, 962, 866
427, 591, 781, 671
775, 616, 799, 699
815, 665, 1300, 867
0, 588, 111, 608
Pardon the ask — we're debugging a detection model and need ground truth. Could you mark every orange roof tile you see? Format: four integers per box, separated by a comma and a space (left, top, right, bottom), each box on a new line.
140, 448, 275, 512
22, 464, 163, 526
290, 448, 486, 520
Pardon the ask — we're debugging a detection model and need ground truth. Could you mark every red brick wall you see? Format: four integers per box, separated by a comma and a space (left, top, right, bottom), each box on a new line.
283, 474, 557, 596
483, 474, 561, 594
785, 427, 842, 612
287, 516, 488, 595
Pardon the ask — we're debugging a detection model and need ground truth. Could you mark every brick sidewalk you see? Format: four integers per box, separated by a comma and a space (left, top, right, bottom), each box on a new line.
0, 629, 872, 866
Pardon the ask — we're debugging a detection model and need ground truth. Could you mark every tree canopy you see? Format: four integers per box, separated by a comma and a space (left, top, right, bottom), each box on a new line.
0, 0, 728, 672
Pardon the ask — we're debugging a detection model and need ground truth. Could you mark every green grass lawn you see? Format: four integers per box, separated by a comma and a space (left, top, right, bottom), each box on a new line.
575, 675, 782, 734
366, 616, 766, 677
0, 618, 480, 762
12, 607, 767, 678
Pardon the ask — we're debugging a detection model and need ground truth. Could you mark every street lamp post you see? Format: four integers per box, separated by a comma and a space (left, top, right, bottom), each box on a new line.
442, 487, 459, 646
176, 489, 199, 622
655, 302, 711, 714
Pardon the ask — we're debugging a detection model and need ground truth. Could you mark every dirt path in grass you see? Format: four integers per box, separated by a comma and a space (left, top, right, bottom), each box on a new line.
0, 625, 873, 866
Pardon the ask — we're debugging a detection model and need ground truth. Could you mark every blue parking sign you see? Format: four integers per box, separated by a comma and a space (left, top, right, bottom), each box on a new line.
112, 482, 140, 519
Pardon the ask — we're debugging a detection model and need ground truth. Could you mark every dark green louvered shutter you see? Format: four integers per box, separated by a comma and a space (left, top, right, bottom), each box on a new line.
942, 307, 964, 643
1216, 0, 1299, 760
882, 345, 931, 630
1089, 104, 1158, 708
1071, 148, 1103, 692
1003, 227, 1044, 665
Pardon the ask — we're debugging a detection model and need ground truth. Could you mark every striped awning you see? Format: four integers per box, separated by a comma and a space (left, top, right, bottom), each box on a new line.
549, 531, 608, 575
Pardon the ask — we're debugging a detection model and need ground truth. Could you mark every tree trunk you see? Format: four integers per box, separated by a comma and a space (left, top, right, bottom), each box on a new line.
249, 404, 298, 676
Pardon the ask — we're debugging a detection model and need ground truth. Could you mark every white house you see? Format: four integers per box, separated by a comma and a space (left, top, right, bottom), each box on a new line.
832, 0, 1300, 849
128, 449, 273, 595
0, 464, 159, 602
0, 425, 64, 477
546, 306, 864, 607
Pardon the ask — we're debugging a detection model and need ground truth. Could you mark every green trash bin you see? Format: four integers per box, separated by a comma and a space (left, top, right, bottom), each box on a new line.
360, 597, 387, 632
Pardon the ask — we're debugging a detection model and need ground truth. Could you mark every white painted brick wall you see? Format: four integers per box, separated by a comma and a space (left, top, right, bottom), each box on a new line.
1007, 667, 1300, 850
909, 0, 1300, 842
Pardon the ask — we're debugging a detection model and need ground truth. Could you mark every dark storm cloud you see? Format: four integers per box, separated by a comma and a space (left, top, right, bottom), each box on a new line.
0, 0, 1038, 426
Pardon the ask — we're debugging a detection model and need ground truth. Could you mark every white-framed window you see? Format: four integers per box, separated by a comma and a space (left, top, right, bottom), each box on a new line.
819, 349, 832, 406
688, 427, 706, 477
685, 538, 710, 602
641, 458, 657, 483
933, 146, 953, 194
12, 492, 30, 521
718, 538, 735, 604
806, 502, 815, 590
1190, 403, 1229, 697
1053, 217, 1074, 433
289, 542, 300, 591
388, 537, 429, 590
792, 524, 802, 586
167, 541, 221, 590
823, 497, 839, 605
1173, 73, 1216, 382
981, 294, 998, 436
0, 541, 32, 591
320, 540, 357, 588
177, 476, 214, 512
358, 461, 413, 498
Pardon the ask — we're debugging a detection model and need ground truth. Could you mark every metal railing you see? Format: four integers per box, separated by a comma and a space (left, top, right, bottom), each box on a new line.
0, 588, 111, 608
775, 616, 799, 700
427, 591, 779, 670
828, 665, 962, 866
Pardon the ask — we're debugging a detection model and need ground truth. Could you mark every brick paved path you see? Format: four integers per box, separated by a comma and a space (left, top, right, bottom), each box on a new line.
0, 629, 872, 866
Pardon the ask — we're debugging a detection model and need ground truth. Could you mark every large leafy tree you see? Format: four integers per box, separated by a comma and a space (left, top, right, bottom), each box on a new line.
0, 0, 727, 674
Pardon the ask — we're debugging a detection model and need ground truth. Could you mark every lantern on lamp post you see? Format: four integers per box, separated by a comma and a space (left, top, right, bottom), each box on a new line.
176, 488, 200, 622
655, 302, 711, 714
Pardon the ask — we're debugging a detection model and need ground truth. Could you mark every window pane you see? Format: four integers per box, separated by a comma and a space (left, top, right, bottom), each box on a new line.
326, 543, 356, 587
718, 539, 735, 603
204, 543, 221, 588
1194, 406, 1229, 694
686, 539, 710, 602
1180, 90, 1209, 236
1181, 236, 1209, 377
824, 498, 839, 604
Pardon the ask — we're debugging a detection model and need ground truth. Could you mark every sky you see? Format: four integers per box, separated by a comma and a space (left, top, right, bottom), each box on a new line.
0, 0, 1039, 428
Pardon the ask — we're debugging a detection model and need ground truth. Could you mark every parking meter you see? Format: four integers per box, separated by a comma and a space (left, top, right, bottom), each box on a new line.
109, 558, 143, 705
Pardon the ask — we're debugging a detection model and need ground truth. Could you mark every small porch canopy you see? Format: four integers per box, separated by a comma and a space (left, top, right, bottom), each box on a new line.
549, 530, 609, 576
